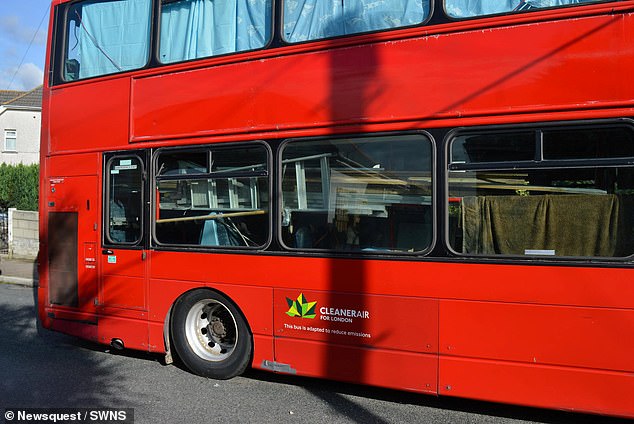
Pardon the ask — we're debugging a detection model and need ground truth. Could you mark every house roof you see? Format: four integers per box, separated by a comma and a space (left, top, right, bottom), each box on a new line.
2, 86, 43, 108
0, 90, 25, 105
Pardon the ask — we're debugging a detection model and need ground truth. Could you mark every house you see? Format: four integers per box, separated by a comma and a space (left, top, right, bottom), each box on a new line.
0, 86, 42, 165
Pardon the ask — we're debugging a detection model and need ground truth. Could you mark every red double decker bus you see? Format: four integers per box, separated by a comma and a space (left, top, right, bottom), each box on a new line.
39, 0, 634, 418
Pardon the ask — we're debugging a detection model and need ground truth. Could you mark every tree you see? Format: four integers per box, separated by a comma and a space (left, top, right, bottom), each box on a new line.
0, 163, 39, 211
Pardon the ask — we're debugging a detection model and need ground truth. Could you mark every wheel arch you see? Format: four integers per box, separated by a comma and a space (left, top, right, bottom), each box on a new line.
163, 281, 274, 378
163, 285, 255, 359
159, 282, 274, 372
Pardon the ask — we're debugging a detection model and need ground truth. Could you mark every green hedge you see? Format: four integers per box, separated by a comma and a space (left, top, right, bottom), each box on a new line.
0, 163, 39, 211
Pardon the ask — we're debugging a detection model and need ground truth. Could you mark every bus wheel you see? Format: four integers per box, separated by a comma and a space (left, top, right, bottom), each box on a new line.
170, 289, 252, 379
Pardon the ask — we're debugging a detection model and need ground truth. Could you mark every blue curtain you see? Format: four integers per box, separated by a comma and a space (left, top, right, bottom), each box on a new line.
526, 0, 596, 6
446, 0, 597, 18
160, 0, 271, 63
78, 0, 152, 78
283, 0, 429, 43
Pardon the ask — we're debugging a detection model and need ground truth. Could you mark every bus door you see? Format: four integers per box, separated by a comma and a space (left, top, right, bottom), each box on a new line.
47, 174, 99, 317
100, 153, 148, 313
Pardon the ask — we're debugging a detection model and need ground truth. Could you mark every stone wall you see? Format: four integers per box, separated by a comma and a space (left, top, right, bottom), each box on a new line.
9, 208, 39, 259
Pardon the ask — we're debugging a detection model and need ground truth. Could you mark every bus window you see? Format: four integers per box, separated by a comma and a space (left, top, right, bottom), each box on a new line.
283, 0, 430, 43
445, 0, 603, 19
106, 156, 144, 244
159, 0, 273, 64
447, 123, 634, 258
281, 134, 433, 253
64, 0, 152, 81
542, 126, 634, 160
154, 145, 269, 248
451, 131, 536, 163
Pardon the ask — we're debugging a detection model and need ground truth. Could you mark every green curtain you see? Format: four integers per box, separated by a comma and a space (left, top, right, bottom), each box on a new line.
462, 194, 634, 257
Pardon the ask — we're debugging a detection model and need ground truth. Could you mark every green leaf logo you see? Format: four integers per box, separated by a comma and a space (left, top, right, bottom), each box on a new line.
286, 293, 317, 319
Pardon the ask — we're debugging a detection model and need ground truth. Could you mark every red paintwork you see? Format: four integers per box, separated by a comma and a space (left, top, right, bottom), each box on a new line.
274, 289, 437, 352
274, 288, 438, 392
101, 249, 147, 311
101, 274, 146, 310
439, 300, 634, 372
97, 314, 149, 351
39, 0, 634, 419
131, 12, 634, 142
49, 79, 131, 152
47, 152, 99, 176
275, 338, 438, 393
50, 318, 97, 343
46, 174, 99, 316
439, 357, 634, 418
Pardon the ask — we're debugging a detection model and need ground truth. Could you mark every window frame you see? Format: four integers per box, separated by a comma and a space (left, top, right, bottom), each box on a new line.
151, 141, 273, 251
445, 118, 634, 261
59, 0, 154, 83
3, 129, 17, 152
157, 0, 276, 65
443, 0, 610, 21
278, 132, 436, 256
104, 153, 146, 247
280, 0, 434, 44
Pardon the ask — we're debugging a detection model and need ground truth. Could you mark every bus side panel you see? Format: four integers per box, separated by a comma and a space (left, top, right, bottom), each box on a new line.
438, 299, 634, 418
145, 251, 634, 309
439, 357, 634, 418
40, 153, 102, 328
49, 79, 131, 152
439, 300, 634, 372
50, 319, 98, 342
97, 314, 149, 351
438, 263, 634, 310
274, 289, 438, 353
131, 13, 634, 142
45, 173, 99, 317
275, 338, 438, 394
48, 152, 100, 177
273, 289, 438, 392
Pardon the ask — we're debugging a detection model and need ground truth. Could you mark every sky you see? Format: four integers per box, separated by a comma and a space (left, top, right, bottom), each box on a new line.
0, 0, 51, 91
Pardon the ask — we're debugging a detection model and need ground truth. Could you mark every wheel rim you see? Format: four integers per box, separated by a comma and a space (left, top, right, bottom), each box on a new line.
184, 299, 238, 362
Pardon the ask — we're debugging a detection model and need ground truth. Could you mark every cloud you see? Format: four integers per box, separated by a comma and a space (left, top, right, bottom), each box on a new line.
0, 63, 44, 91
0, 15, 47, 46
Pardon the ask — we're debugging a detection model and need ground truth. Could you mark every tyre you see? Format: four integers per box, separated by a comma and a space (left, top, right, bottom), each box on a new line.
170, 289, 252, 379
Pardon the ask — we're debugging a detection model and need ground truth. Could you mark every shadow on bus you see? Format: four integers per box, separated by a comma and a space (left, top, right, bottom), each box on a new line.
242, 368, 633, 424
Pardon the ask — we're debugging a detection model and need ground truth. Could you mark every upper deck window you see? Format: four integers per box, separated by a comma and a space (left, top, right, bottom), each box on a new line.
283, 0, 430, 43
64, 0, 152, 81
445, 0, 601, 19
159, 0, 272, 63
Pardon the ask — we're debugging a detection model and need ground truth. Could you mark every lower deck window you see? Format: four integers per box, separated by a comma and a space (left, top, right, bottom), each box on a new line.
448, 123, 634, 258
107, 155, 144, 244
281, 134, 433, 253
154, 145, 269, 248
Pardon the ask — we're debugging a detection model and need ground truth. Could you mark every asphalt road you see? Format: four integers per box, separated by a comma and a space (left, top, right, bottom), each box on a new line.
0, 283, 628, 424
